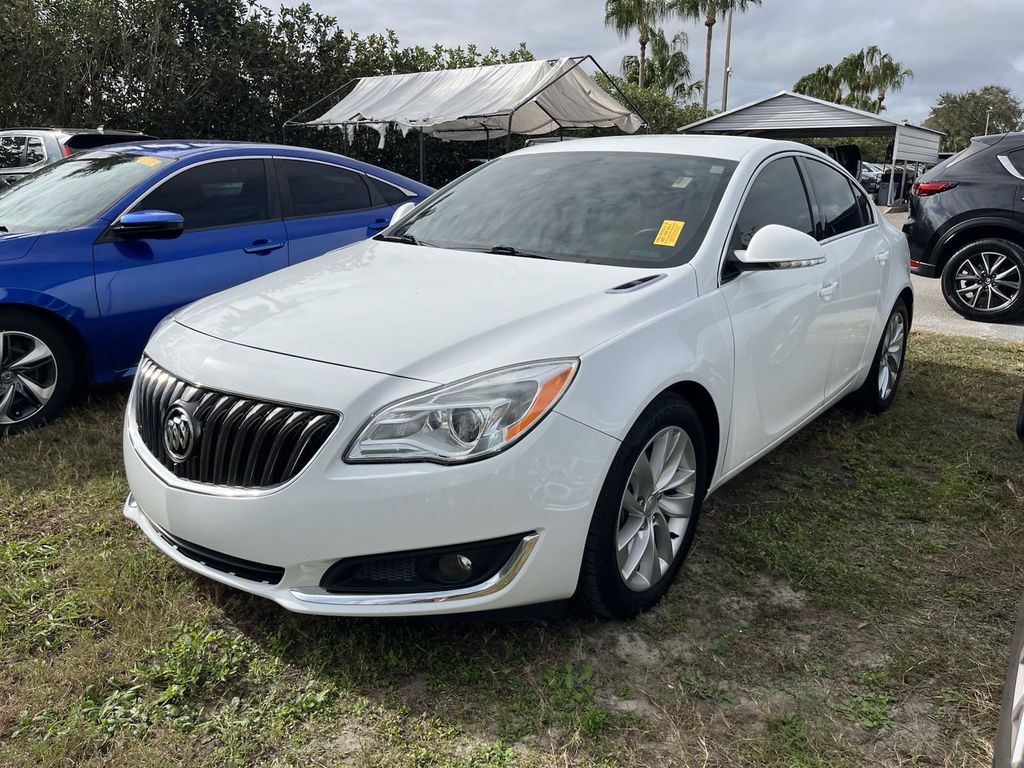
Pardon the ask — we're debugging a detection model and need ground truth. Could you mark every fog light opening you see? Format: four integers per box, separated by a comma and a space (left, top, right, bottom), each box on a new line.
437, 553, 474, 583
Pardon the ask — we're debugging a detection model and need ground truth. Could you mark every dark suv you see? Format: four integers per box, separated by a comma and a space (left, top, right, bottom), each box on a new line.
903, 133, 1024, 322
0, 127, 152, 187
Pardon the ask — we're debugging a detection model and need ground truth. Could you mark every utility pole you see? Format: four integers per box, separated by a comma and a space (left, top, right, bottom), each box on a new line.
985, 106, 993, 135
721, 7, 734, 111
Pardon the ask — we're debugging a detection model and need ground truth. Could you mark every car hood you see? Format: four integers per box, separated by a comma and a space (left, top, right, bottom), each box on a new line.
172, 239, 694, 383
0, 231, 40, 262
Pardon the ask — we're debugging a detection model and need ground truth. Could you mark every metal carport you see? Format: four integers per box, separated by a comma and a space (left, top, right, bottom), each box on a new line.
679, 91, 943, 205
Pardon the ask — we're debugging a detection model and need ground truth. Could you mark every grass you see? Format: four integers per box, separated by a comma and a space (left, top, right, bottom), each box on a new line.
1, 331, 1022, 766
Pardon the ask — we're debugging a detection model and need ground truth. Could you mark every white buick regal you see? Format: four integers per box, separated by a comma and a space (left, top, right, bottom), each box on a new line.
123, 136, 912, 619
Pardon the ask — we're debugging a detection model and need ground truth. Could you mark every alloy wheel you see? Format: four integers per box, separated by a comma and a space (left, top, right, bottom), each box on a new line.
953, 251, 1023, 313
877, 312, 905, 402
616, 426, 697, 592
0, 331, 58, 426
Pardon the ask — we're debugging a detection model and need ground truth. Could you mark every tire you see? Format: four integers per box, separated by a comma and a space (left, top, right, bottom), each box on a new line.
940, 238, 1024, 322
578, 393, 708, 619
855, 298, 909, 414
0, 309, 75, 436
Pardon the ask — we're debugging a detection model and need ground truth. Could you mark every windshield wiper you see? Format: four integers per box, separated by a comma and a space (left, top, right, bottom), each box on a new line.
486, 244, 558, 261
375, 233, 420, 245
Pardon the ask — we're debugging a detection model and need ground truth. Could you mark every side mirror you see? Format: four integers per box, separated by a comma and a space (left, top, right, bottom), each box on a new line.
112, 210, 185, 240
389, 201, 417, 227
734, 224, 825, 271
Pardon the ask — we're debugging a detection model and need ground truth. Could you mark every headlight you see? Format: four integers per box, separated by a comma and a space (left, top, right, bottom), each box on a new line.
346, 359, 579, 464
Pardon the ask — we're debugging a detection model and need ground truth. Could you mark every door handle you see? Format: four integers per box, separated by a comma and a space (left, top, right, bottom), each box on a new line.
367, 218, 388, 233
818, 280, 839, 299
243, 240, 285, 255
875, 248, 890, 264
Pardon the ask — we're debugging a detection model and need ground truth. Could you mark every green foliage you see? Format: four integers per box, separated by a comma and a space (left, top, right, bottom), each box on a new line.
540, 663, 610, 738
923, 85, 1024, 152
597, 74, 711, 133
0, 0, 533, 185
793, 46, 913, 113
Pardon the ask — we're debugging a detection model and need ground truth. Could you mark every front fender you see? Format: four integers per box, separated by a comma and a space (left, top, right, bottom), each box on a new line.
555, 270, 734, 487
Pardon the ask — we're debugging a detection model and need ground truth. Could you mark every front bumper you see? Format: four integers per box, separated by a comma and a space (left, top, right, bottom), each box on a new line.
122, 334, 620, 616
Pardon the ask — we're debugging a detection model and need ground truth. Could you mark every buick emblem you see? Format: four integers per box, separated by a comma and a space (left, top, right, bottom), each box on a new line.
163, 403, 199, 463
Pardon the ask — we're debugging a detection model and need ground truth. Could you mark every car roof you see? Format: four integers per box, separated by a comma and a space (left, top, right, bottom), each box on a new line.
513, 134, 788, 162
1, 127, 147, 136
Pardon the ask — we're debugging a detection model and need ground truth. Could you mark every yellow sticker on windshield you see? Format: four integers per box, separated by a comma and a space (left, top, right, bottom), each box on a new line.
135, 156, 163, 167
654, 220, 685, 247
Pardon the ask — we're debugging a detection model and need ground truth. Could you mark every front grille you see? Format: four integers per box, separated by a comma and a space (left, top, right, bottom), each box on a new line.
155, 525, 285, 584
134, 357, 339, 489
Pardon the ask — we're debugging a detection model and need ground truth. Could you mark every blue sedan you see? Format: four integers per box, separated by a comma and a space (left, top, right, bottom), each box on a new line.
0, 141, 431, 434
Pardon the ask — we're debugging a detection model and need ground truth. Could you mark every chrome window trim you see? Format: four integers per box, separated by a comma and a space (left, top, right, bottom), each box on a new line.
998, 154, 1024, 181
288, 533, 540, 606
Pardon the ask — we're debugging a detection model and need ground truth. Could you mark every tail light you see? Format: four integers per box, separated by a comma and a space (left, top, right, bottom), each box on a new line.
912, 181, 957, 196
60, 143, 72, 158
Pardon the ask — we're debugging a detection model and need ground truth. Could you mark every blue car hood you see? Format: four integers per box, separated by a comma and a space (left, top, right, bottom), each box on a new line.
0, 232, 39, 262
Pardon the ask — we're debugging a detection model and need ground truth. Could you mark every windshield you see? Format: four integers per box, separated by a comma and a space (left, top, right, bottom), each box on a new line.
0, 153, 174, 233
390, 151, 738, 267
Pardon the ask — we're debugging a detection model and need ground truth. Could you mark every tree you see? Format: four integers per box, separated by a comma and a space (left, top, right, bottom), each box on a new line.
673, 0, 761, 111
793, 47, 912, 113
596, 73, 710, 133
620, 30, 701, 99
923, 85, 1024, 152
604, 0, 673, 89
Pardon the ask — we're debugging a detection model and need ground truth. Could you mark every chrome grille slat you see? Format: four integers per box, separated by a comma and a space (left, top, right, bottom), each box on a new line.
133, 357, 338, 489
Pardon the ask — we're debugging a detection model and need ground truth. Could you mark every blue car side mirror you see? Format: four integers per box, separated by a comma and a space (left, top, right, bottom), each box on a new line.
113, 210, 185, 240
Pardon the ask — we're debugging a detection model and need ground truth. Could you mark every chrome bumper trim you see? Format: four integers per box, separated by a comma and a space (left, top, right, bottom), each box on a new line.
288, 533, 540, 607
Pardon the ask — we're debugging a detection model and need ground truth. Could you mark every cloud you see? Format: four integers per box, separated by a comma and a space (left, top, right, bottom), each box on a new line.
309, 0, 1024, 124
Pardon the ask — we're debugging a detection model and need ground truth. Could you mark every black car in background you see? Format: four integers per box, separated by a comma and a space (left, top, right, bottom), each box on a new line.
0, 127, 152, 186
903, 132, 1024, 322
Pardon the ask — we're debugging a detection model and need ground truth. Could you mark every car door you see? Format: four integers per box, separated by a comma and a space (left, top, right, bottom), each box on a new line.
719, 156, 841, 472
93, 157, 288, 372
275, 157, 394, 264
800, 157, 886, 398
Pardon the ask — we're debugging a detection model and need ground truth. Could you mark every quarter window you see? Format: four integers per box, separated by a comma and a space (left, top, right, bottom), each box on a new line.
803, 160, 863, 240
1005, 149, 1024, 175
135, 159, 271, 231
280, 160, 372, 217
851, 180, 874, 227
25, 138, 45, 165
368, 176, 412, 205
730, 157, 814, 253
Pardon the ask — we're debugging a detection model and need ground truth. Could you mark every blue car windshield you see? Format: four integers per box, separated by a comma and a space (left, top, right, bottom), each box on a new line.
0, 153, 175, 233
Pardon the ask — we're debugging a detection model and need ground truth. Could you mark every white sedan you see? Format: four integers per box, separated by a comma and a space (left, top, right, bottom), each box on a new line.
123, 136, 912, 619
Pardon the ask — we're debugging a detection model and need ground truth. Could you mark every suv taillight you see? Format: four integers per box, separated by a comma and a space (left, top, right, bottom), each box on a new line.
912, 181, 957, 196
60, 143, 72, 158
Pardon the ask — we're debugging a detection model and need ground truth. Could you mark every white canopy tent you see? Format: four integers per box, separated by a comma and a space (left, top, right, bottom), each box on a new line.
283, 57, 646, 180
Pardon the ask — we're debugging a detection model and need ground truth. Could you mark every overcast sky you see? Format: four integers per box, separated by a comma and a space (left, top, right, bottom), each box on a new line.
310, 0, 1024, 123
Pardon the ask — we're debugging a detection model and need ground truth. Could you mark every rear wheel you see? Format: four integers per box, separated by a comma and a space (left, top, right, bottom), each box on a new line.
578, 394, 708, 619
940, 239, 1024, 322
0, 310, 75, 436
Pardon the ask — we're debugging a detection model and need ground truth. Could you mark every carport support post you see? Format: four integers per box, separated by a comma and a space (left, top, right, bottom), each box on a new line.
418, 128, 425, 184
887, 131, 901, 207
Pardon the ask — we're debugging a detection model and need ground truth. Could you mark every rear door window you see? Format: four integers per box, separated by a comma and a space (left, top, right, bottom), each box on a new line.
0, 136, 27, 169
280, 159, 373, 218
25, 138, 45, 166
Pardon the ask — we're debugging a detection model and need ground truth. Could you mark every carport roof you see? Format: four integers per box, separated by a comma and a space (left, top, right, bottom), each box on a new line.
679, 91, 942, 163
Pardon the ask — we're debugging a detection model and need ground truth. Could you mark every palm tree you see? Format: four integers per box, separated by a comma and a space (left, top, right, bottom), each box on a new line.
872, 53, 913, 113
674, 0, 761, 110
605, 0, 669, 89
621, 29, 700, 99
793, 64, 840, 103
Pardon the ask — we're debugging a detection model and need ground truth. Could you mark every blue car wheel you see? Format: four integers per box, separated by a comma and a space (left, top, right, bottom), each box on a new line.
0, 309, 75, 435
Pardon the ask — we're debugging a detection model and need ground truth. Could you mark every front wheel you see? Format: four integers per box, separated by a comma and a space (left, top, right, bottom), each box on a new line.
940, 239, 1024, 322
855, 298, 909, 414
578, 394, 708, 619
0, 310, 75, 436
